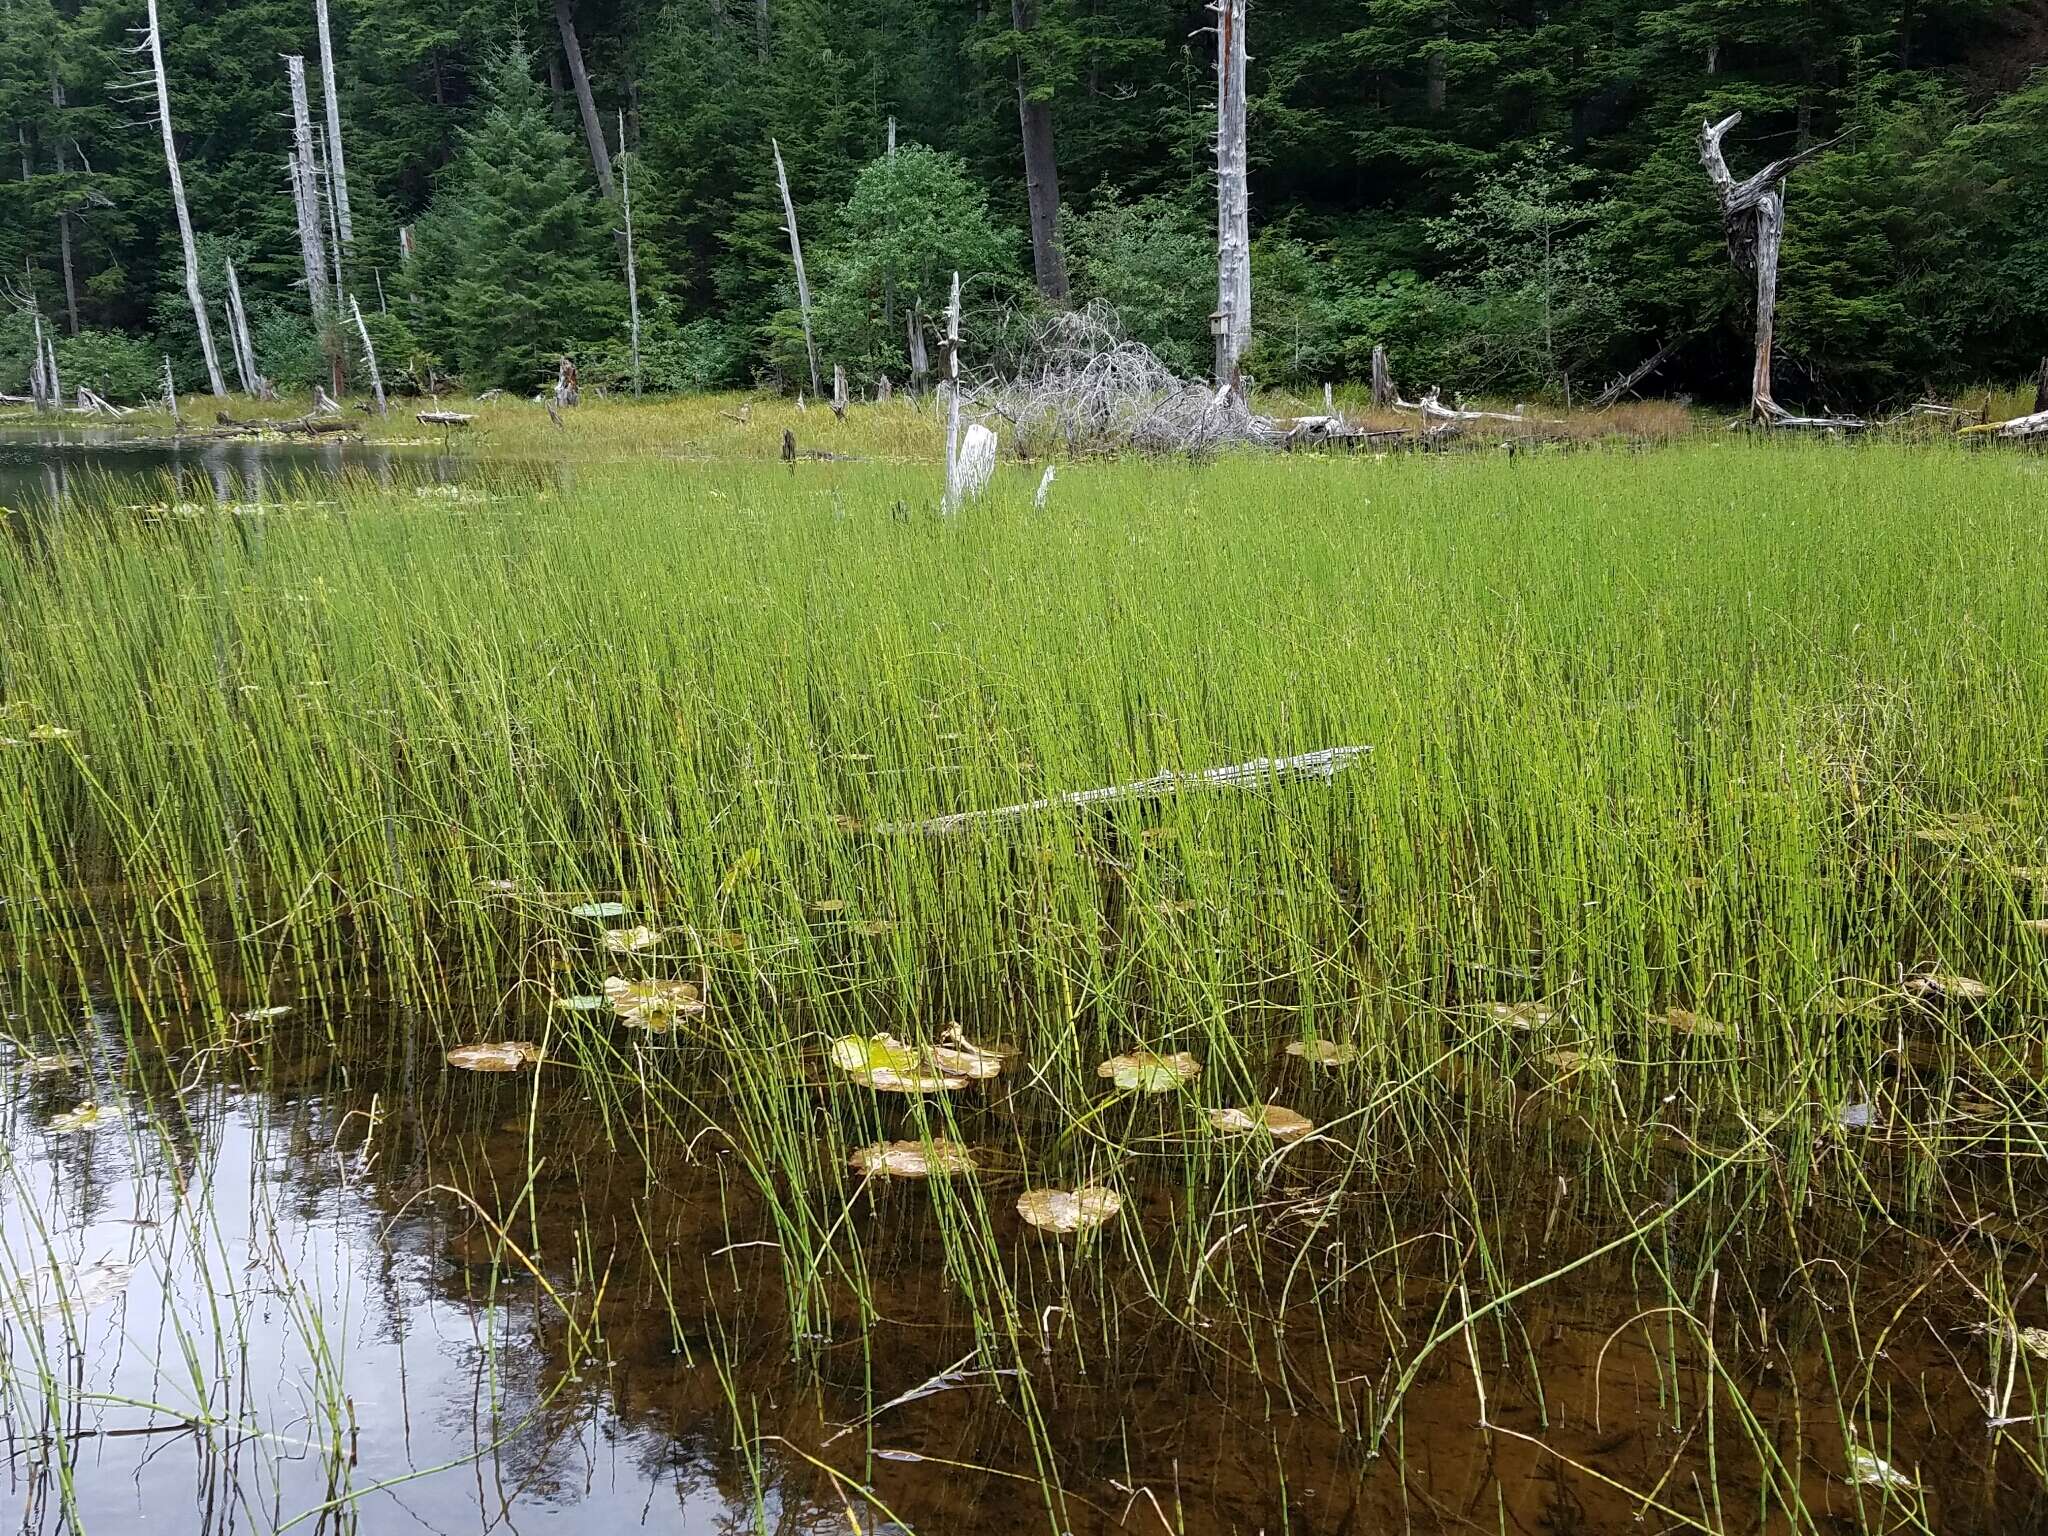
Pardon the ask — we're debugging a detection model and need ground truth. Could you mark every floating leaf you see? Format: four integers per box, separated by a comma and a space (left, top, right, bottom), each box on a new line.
1904, 972, 1990, 1005
27, 725, 74, 742
1285, 1038, 1359, 1068
850, 917, 897, 937
927, 1025, 1012, 1080
604, 976, 705, 1030
570, 901, 630, 920
1016, 1186, 1121, 1234
1097, 1049, 1201, 1092
810, 899, 849, 914
1837, 1101, 1874, 1130
553, 994, 606, 1013
1486, 1001, 1556, 1031
860, 1066, 969, 1093
19, 1054, 78, 1076
603, 925, 665, 954
849, 1139, 978, 1179
1661, 1007, 1739, 1040
1846, 1437, 1915, 1491
447, 1041, 542, 1072
50, 1103, 122, 1134
830, 1033, 922, 1076
234, 1004, 292, 1024
1208, 1104, 1314, 1141
14, 1257, 132, 1321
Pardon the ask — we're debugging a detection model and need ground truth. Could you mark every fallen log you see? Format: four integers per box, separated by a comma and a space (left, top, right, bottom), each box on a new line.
416, 410, 475, 427
880, 745, 1372, 836
1959, 408, 2048, 441
1590, 336, 1684, 408
1396, 388, 1559, 427
213, 411, 359, 437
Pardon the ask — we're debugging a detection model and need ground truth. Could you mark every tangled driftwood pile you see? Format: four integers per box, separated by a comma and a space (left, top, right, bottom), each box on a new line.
979, 305, 1262, 456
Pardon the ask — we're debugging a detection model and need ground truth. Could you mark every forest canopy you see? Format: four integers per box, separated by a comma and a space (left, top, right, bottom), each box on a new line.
3, 0, 2045, 407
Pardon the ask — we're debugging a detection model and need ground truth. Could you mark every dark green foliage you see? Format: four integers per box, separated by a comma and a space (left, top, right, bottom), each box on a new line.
1, 0, 2042, 404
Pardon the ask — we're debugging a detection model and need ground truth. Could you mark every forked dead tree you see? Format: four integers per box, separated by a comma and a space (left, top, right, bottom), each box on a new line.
1698, 112, 1840, 426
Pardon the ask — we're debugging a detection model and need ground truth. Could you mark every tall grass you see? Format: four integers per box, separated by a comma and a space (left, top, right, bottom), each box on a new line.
1, 437, 2044, 1531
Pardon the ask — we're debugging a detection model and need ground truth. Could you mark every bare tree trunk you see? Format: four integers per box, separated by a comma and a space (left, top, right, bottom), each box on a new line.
1011, 0, 1069, 303
350, 294, 386, 414
315, 0, 353, 247
906, 307, 928, 393
941, 270, 962, 513
50, 75, 79, 335
555, 0, 615, 198
772, 137, 822, 397
1212, 0, 1250, 394
318, 125, 345, 305
146, 0, 226, 398
1371, 344, 1393, 409
2034, 355, 2046, 416
1698, 112, 1835, 424
618, 113, 640, 397
223, 259, 259, 393
286, 59, 331, 321
754, 0, 770, 61
29, 313, 50, 412
1426, 8, 1447, 112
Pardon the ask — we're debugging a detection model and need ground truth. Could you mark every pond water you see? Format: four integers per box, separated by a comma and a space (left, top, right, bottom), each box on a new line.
1, 995, 2038, 1536
0, 425, 474, 512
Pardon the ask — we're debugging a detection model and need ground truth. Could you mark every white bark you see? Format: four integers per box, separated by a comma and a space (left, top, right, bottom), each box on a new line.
29, 313, 50, 411
314, 0, 352, 245
146, 0, 226, 397
349, 294, 385, 414
771, 138, 821, 397
1212, 0, 1250, 394
618, 112, 640, 397
941, 270, 963, 512
223, 259, 259, 393
286, 59, 331, 321
162, 355, 181, 426
317, 124, 345, 304
1698, 112, 1837, 424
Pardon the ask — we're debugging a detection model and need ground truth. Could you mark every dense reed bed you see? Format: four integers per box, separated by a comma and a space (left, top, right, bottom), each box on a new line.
2, 438, 2045, 1532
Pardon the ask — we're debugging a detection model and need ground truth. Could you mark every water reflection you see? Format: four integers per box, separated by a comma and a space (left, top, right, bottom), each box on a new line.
0, 425, 478, 515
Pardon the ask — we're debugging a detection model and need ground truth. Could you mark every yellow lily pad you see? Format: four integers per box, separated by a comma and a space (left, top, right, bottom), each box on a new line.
602, 925, 665, 954
927, 1025, 1012, 1080
446, 1041, 543, 1072
1016, 1186, 1122, 1234
1285, 1038, 1359, 1067
1661, 1006, 1740, 1040
849, 1139, 978, 1179
50, 1103, 122, 1134
604, 976, 705, 1030
1207, 1104, 1314, 1141
1097, 1049, 1201, 1092
1904, 972, 1990, 1005
1486, 1001, 1556, 1031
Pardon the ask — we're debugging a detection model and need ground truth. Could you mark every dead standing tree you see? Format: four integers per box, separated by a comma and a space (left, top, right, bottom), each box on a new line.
1698, 112, 1840, 426
142, 0, 227, 398
771, 137, 822, 399
1212, 0, 1250, 397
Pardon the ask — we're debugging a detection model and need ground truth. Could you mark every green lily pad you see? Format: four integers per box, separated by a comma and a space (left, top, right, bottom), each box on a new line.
569, 901, 630, 920
1097, 1049, 1201, 1092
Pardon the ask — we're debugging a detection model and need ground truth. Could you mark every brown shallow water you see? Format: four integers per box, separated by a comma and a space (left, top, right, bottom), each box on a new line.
0, 993, 2042, 1536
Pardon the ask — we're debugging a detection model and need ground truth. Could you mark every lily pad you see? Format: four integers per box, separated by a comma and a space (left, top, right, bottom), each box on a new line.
447, 1041, 542, 1072
1486, 1001, 1556, 1031
1285, 1038, 1359, 1068
602, 925, 665, 954
234, 1004, 292, 1023
569, 901, 630, 919
830, 1033, 922, 1075
1660, 1006, 1740, 1040
19, 1053, 78, 1076
50, 1103, 122, 1134
1016, 1186, 1122, 1234
27, 724, 74, 742
1846, 1436, 1914, 1490
1097, 1049, 1201, 1092
849, 1139, 978, 1179
927, 1025, 1013, 1080
1904, 972, 1990, 1005
1208, 1104, 1314, 1141
15, 1257, 133, 1321
604, 976, 705, 1030
553, 994, 606, 1013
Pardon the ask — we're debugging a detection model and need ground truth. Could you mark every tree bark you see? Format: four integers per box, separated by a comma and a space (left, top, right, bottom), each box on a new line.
350, 294, 386, 414
2033, 355, 2046, 416
51, 75, 79, 335
555, 0, 615, 198
941, 270, 963, 513
146, 0, 226, 398
1212, 0, 1250, 394
1011, 0, 1069, 303
223, 259, 259, 393
1698, 112, 1836, 424
772, 137, 822, 397
286, 58, 331, 322
618, 113, 641, 397
315, 0, 353, 246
